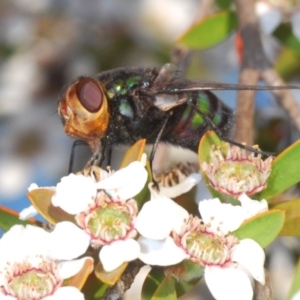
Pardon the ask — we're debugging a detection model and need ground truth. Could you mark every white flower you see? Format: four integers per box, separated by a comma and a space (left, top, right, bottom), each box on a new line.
0, 223, 91, 300
153, 162, 201, 198
136, 190, 266, 300
292, 290, 300, 300
51, 161, 148, 272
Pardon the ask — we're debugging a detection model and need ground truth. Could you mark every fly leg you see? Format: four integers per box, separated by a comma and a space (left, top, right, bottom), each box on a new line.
150, 112, 172, 190
190, 103, 272, 156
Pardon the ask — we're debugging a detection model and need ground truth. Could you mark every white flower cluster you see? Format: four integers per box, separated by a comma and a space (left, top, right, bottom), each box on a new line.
1, 155, 268, 300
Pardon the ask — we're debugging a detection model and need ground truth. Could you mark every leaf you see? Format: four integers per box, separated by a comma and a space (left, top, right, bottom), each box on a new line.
274, 47, 300, 80
233, 210, 285, 248
215, 0, 232, 9
64, 257, 94, 289
94, 261, 127, 285
259, 139, 300, 201
27, 188, 75, 225
120, 139, 146, 168
81, 272, 109, 300
166, 259, 204, 282
142, 268, 176, 300
177, 11, 238, 49
273, 23, 300, 55
270, 199, 300, 236
0, 205, 39, 232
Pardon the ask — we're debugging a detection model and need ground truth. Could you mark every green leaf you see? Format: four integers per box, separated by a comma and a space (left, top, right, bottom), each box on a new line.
81, 271, 109, 300
166, 260, 204, 282
177, 11, 238, 49
270, 199, 300, 236
273, 23, 300, 55
142, 268, 177, 300
0, 206, 38, 232
259, 139, 300, 201
233, 210, 285, 248
287, 257, 300, 300
198, 131, 239, 205
274, 47, 300, 80
215, 0, 232, 9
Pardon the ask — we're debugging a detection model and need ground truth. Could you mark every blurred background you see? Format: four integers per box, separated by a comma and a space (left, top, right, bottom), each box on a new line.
1, 0, 300, 299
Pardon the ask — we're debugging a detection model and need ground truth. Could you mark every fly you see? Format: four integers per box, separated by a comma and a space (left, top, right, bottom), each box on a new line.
58, 63, 299, 173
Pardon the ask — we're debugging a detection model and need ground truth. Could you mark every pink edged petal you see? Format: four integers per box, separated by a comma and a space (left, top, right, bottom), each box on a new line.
159, 173, 201, 198
205, 265, 253, 300
19, 205, 38, 220
199, 199, 247, 235
43, 286, 84, 300
138, 236, 187, 266
135, 194, 188, 239
52, 174, 97, 215
58, 257, 93, 280
238, 193, 268, 218
96, 161, 147, 201
99, 239, 140, 272
48, 221, 90, 260
20, 225, 50, 255
231, 239, 265, 284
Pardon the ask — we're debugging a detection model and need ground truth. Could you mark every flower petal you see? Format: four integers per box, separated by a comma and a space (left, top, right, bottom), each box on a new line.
159, 173, 201, 198
48, 221, 90, 260
52, 174, 97, 215
199, 199, 247, 235
238, 193, 268, 218
292, 290, 300, 300
19, 205, 38, 220
96, 161, 147, 201
43, 286, 84, 300
231, 238, 265, 284
58, 257, 93, 280
99, 239, 140, 272
138, 236, 187, 266
205, 265, 253, 300
135, 188, 188, 239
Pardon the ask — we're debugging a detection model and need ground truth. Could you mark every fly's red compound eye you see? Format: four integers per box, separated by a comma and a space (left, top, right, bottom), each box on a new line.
76, 78, 103, 112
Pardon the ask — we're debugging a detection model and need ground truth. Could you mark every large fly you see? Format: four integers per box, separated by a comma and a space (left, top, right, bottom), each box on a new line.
58, 63, 299, 173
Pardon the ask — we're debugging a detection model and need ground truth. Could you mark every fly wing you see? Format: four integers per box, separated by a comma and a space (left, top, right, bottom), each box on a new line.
149, 63, 189, 111
147, 63, 300, 112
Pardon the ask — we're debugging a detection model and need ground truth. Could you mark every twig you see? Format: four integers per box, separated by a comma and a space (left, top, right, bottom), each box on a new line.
234, 0, 269, 145
234, 0, 300, 146
254, 269, 273, 300
99, 260, 144, 300
262, 69, 300, 131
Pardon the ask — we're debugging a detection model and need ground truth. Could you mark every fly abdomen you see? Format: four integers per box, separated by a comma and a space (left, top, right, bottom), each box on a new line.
165, 90, 233, 152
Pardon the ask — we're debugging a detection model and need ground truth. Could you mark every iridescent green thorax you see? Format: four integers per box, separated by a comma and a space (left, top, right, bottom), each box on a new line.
106, 75, 142, 100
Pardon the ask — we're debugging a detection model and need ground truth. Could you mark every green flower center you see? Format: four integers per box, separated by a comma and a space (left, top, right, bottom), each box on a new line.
88, 203, 132, 242
186, 231, 228, 265
8, 263, 60, 299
